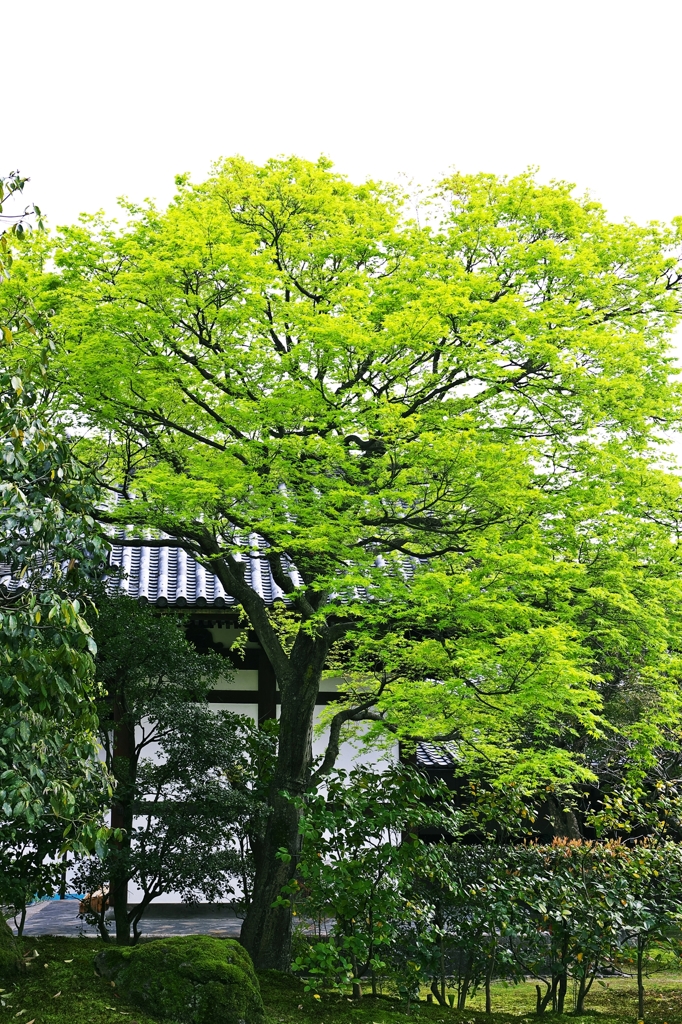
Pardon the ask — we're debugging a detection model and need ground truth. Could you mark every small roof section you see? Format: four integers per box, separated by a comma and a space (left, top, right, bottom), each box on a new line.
109, 533, 301, 608
415, 741, 459, 768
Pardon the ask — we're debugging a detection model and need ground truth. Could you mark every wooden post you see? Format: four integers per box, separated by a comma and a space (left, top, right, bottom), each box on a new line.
258, 649, 277, 724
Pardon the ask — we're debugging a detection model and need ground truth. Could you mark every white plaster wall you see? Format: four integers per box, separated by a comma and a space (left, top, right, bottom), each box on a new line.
212, 669, 258, 691
128, 678, 396, 905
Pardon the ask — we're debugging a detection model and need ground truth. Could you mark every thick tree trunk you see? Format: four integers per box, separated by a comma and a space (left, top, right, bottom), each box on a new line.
110, 700, 135, 946
240, 654, 320, 970
240, 789, 303, 968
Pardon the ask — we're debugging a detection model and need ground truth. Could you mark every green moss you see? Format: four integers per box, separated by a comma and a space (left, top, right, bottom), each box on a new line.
3, 935, 682, 1024
0, 917, 21, 981
95, 935, 266, 1024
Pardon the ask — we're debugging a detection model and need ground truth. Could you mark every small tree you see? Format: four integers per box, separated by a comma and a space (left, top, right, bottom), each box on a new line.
0, 818, 64, 935
504, 842, 640, 1014
616, 843, 682, 1018
426, 844, 524, 1013
0, 171, 110, 859
89, 594, 274, 944
0, 375, 110, 834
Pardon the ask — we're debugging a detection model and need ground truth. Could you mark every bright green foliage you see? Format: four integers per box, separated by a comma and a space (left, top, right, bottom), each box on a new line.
95, 936, 266, 1024
0, 171, 43, 282
42, 157, 682, 777
334, 471, 682, 790
0, 170, 46, 359
0, 364, 110, 833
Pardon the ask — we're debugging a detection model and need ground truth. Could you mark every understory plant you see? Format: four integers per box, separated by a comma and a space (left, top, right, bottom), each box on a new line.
286, 767, 682, 1017
284, 765, 459, 999
73, 594, 276, 945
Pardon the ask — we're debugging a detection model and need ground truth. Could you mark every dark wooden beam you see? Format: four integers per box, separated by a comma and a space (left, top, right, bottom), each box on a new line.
206, 689, 341, 706
257, 649, 277, 724
207, 690, 261, 704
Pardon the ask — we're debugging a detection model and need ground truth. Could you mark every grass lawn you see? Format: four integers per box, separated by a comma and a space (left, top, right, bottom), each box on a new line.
2, 935, 682, 1024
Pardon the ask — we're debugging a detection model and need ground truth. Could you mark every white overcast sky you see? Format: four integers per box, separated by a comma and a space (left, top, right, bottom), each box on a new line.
5, 0, 682, 229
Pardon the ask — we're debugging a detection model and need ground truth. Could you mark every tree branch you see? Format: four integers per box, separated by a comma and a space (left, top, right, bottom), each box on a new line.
311, 678, 389, 785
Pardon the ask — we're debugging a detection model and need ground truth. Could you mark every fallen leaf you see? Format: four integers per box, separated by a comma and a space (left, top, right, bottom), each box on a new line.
25, 1020, 35, 1024
14, 1012, 26, 1018
64, 958, 74, 963
53, 990, 62, 998
111, 981, 116, 987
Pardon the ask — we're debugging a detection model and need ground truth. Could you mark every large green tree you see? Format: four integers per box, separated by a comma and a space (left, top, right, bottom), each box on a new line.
21, 158, 682, 967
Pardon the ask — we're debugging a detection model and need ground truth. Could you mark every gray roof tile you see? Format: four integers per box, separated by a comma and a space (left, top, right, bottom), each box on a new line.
109, 534, 301, 608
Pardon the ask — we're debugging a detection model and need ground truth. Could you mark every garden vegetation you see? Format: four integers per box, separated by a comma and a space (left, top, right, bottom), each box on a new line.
2, 160, 682, 1013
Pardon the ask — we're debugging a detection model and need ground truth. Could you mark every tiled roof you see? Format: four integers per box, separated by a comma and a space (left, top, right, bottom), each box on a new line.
0, 552, 51, 599
4, 530, 414, 611
415, 741, 459, 768
109, 533, 302, 608
0, 564, 20, 598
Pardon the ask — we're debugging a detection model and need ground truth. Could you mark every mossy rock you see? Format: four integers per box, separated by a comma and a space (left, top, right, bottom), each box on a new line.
95, 936, 265, 1024
0, 918, 21, 980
